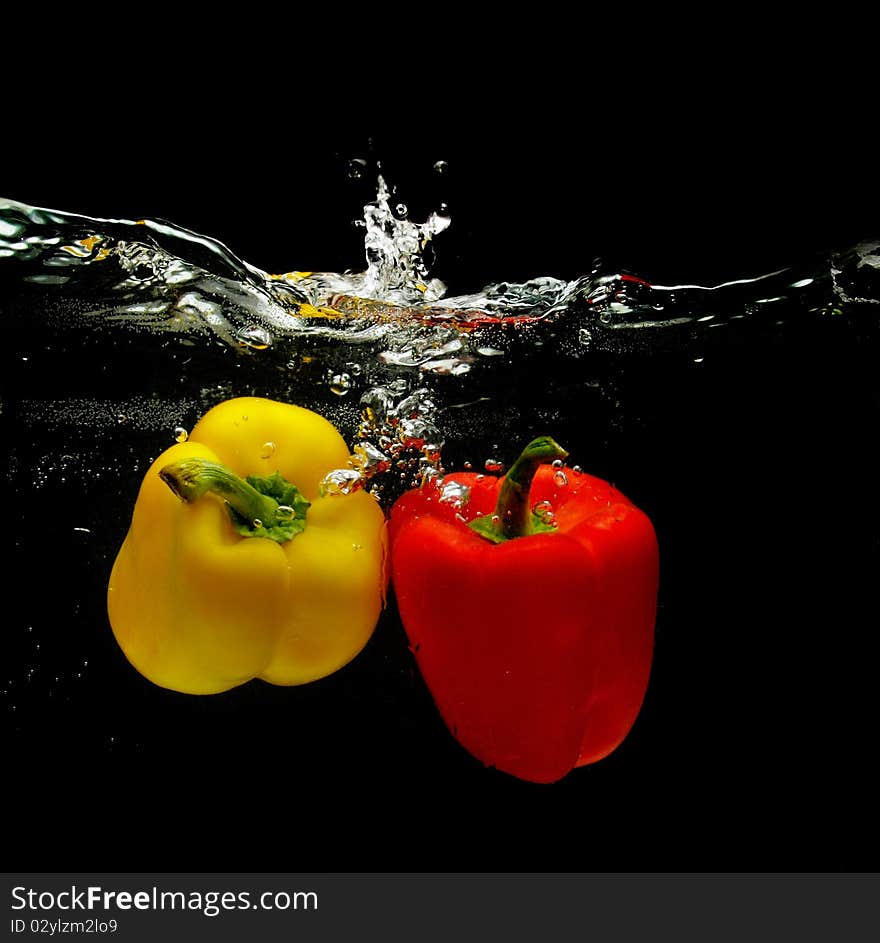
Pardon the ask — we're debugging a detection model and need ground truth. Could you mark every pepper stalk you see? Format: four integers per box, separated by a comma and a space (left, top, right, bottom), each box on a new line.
159, 457, 309, 543
468, 436, 569, 544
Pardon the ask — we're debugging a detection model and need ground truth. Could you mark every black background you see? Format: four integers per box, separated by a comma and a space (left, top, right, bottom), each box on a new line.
3, 74, 878, 874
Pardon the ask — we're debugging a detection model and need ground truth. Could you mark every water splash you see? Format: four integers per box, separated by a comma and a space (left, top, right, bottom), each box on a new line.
2, 186, 878, 506
3, 193, 876, 365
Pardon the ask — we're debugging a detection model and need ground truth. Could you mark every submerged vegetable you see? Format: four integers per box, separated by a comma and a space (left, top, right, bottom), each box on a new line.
108, 397, 387, 694
389, 437, 659, 784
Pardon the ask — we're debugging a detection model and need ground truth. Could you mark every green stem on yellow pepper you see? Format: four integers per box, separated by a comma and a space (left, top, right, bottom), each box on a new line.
159, 458, 309, 543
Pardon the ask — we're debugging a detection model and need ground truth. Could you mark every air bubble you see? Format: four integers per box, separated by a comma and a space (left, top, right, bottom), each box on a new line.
236, 325, 272, 350
439, 480, 471, 509
173, 426, 188, 443
532, 500, 557, 526
253, 519, 263, 529
260, 441, 276, 459
433, 160, 449, 174
276, 505, 294, 521
485, 458, 504, 473
353, 442, 391, 475
347, 158, 367, 180
330, 373, 353, 396
396, 203, 409, 218
320, 468, 364, 496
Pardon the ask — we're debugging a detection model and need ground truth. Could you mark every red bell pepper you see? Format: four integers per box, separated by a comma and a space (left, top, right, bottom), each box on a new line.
389, 437, 659, 784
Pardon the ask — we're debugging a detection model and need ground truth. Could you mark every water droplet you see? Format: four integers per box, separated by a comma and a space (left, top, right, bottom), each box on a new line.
554, 470, 569, 487
330, 373, 353, 396
260, 440, 276, 459
433, 160, 449, 174
552, 459, 565, 468
599, 311, 612, 325
693, 357, 705, 363
253, 519, 263, 529
578, 328, 592, 348
396, 203, 409, 218
572, 465, 583, 475
464, 461, 473, 470
276, 505, 294, 521
352, 543, 364, 551
173, 426, 188, 443
485, 458, 504, 473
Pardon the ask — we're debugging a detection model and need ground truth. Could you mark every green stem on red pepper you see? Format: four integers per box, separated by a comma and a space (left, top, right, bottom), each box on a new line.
468, 436, 569, 544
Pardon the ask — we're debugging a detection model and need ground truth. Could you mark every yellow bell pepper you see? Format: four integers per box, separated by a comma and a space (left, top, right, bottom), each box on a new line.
107, 397, 387, 695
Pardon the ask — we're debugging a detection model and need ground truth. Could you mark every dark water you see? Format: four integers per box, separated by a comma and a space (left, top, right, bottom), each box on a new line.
2, 143, 878, 869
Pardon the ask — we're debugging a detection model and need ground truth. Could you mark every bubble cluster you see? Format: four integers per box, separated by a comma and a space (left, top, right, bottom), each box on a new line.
320, 381, 445, 505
